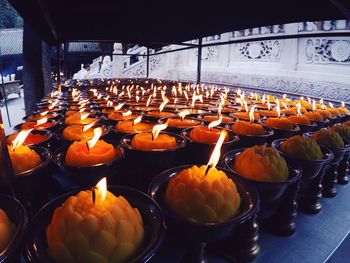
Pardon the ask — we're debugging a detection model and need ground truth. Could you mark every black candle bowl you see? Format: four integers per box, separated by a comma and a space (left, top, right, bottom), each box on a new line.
149, 164, 259, 245
53, 141, 124, 186
223, 148, 301, 220
24, 186, 166, 263
14, 119, 62, 133
225, 122, 274, 147
11, 146, 52, 217
109, 120, 155, 142
260, 121, 300, 140
272, 139, 334, 180
120, 132, 186, 190
13, 146, 52, 178
181, 127, 239, 165
0, 195, 28, 263
311, 119, 330, 130
297, 122, 317, 134
22, 112, 62, 122
159, 117, 202, 135
6, 130, 54, 149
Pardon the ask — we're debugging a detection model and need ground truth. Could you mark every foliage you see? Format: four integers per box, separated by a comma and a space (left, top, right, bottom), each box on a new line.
0, 0, 23, 29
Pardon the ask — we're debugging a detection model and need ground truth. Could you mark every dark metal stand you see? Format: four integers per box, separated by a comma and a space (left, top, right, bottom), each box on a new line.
267, 181, 299, 236
322, 164, 338, 197
197, 38, 202, 84
337, 154, 349, 185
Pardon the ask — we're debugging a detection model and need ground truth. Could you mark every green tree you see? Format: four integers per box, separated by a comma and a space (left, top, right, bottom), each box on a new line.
0, 0, 23, 29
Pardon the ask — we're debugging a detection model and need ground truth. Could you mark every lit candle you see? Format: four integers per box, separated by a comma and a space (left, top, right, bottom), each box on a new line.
115, 116, 154, 133
233, 144, 289, 182
131, 122, 177, 150
65, 128, 120, 167
166, 130, 241, 223
46, 178, 144, 263
189, 116, 229, 144
0, 208, 15, 252
21, 118, 55, 130
231, 106, 265, 135
265, 103, 294, 130
8, 129, 42, 175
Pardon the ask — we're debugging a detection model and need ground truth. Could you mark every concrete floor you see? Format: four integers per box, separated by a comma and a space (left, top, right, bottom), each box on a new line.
1, 89, 25, 135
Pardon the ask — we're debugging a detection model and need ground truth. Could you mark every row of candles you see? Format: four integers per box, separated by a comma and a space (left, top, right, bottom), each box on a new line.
1, 78, 350, 263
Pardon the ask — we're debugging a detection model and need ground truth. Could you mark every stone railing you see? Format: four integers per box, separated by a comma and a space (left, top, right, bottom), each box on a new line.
75, 20, 350, 102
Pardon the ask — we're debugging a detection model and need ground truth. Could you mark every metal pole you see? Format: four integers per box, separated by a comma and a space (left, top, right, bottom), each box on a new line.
146, 47, 150, 78
197, 38, 202, 84
0, 46, 11, 127
56, 44, 61, 90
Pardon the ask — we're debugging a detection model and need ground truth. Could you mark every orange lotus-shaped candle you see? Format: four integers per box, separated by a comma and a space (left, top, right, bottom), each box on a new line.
65, 113, 96, 125
189, 126, 229, 144
203, 115, 233, 124
288, 115, 311, 126
0, 208, 16, 252
7, 131, 48, 146
116, 117, 153, 133
318, 110, 333, 119
233, 145, 289, 182
46, 178, 144, 263
8, 130, 42, 175
65, 128, 119, 167
281, 135, 323, 160
311, 129, 344, 149
304, 111, 324, 122
330, 124, 350, 141
265, 117, 294, 131
231, 120, 265, 136
108, 111, 139, 121
62, 124, 95, 141
131, 122, 177, 150
232, 111, 260, 121
168, 118, 201, 128
166, 165, 241, 223
166, 130, 241, 223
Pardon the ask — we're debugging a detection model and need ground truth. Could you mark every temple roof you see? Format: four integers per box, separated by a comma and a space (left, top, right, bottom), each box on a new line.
0, 28, 23, 56
8, 0, 350, 45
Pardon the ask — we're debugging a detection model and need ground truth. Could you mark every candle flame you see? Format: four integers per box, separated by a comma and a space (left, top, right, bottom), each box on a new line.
87, 127, 103, 149
159, 97, 169, 112
262, 94, 266, 104
146, 95, 152, 107
208, 115, 222, 130
36, 117, 48, 126
178, 110, 190, 120
184, 91, 189, 101
296, 102, 302, 116
95, 177, 107, 204
40, 111, 49, 116
329, 102, 334, 108
136, 95, 140, 102
342, 101, 345, 107
80, 113, 90, 121
48, 102, 58, 110
114, 103, 124, 111
133, 115, 142, 126
152, 121, 168, 140
312, 100, 316, 111
218, 104, 223, 116
319, 98, 324, 104
249, 106, 256, 123
82, 121, 96, 132
107, 100, 113, 107
267, 100, 271, 110
282, 102, 289, 110
243, 100, 248, 113
276, 100, 281, 117
122, 110, 132, 117
206, 130, 227, 171
11, 129, 33, 150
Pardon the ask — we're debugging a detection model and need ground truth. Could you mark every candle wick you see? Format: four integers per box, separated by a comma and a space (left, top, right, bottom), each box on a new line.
91, 187, 96, 205
204, 165, 210, 175
151, 132, 154, 141
86, 142, 90, 151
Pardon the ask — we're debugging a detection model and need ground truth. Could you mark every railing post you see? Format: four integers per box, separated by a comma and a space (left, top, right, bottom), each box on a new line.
0, 46, 11, 127
197, 38, 202, 84
146, 47, 150, 78
56, 44, 61, 90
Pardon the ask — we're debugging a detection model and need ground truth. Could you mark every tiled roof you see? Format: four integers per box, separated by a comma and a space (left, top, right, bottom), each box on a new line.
68, 42, 102, 53
0, 28, 23, 56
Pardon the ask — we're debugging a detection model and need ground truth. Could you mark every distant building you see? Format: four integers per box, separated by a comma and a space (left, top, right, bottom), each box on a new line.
0, 28, 23, 81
